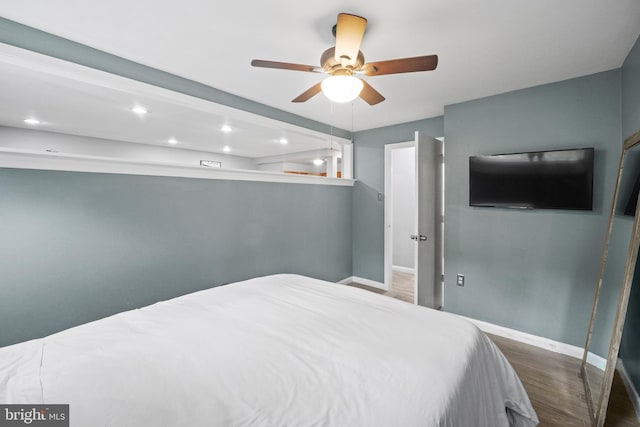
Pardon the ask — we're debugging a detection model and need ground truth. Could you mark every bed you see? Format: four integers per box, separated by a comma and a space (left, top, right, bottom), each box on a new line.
0, 274, 538, 426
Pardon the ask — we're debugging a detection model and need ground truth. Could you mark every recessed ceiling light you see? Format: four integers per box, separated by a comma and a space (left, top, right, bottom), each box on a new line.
223, 146, 231, 153
221, 125, 232, 133
313, 159, 324, 166
23, 118, 41, 125
279, 138, 288, 145
131, 106, 148, 115
168, 138, 178, 145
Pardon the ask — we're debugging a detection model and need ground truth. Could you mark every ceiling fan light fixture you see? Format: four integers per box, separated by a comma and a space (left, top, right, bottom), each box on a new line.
321, 75, 363, 103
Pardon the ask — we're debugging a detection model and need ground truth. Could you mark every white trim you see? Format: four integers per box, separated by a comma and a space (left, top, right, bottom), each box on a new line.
337, 276, 386, 291
459, 315, 585, 359
586, 351, 608, 371
383, 145, 393, 291
617, 358, 640, 422
0, 148, 356, 187
392, 265, 415, 274
0, 43, 354, 175
0, 43, 353, 149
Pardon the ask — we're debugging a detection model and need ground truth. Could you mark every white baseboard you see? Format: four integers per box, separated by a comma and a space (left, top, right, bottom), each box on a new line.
391, 265, 415, 274
617, 358, 640, 422
459, 315, 585, 360
586, 351, 607, 371
337, 276, 387, 291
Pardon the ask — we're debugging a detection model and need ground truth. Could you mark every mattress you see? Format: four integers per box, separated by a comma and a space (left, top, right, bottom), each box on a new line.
0, 274, 538, 426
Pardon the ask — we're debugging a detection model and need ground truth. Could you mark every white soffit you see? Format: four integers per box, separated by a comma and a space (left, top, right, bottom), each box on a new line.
0, 43, 350, 159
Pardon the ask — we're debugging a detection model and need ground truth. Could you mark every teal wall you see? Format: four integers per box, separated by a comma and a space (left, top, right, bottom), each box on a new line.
0, 169, 352, 346
619, 33, 640, 396
352, 118, 444, 282
622, 33, 640, 140
442, 70, 621, 347
0, 17, 356, 347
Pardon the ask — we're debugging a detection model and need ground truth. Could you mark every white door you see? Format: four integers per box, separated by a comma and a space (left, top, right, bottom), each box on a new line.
414, 131, 443, 309
384, 132, 443, 308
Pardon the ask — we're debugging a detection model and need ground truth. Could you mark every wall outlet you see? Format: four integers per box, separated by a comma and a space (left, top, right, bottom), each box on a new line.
377, 192, 383, 202
456, 274, 465, 287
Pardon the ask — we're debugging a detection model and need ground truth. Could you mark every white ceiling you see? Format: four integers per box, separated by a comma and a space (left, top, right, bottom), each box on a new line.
1, 0, 640, 133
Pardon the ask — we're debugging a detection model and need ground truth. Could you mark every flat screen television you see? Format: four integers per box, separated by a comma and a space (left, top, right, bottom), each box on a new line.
469, 147, 594, 210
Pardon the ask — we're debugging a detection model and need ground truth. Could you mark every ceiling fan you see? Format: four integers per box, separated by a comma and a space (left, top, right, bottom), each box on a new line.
251, 13, 438, 106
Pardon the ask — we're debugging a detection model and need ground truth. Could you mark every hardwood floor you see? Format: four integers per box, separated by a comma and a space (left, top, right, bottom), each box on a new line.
386, 270, 415, 303
347, 270, 415, 303
344, 280, 640, 427
606, 371, 640, 427
489, 333, 591, 426
489, 334, 639, 427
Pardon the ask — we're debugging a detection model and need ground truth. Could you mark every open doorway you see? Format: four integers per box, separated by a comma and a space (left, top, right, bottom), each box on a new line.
384, 133, 443, 308
385, 143, 417, 303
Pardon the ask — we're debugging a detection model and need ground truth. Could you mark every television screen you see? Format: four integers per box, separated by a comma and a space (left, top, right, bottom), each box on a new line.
469, 148, 594, 210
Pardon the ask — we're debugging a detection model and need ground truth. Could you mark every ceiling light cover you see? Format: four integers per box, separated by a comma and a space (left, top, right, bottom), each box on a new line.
223, 145, 231, 152
279, 138, 288, 145
313, 158, 325, 166
168, 138, 178, 145
321, 76, 363, 103
221, 125, 232, 133
23, 118, 41, 125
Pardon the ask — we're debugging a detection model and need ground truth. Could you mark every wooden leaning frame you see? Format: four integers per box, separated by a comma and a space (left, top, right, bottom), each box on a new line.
581, 128, 640, 427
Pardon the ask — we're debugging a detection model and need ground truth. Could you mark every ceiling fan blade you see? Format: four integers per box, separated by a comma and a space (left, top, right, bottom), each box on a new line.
292, 82, 323, 103
361, 55, 438, 76
334, 13, 367, 66
251, 59, 321, 73
359, 80, 385, 105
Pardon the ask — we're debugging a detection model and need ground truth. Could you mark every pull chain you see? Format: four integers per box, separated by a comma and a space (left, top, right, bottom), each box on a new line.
351, 101, 354, 136
330, 101, 334, 151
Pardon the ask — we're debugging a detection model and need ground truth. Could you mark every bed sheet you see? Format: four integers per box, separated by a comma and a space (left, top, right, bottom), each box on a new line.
0, 274, 538, 426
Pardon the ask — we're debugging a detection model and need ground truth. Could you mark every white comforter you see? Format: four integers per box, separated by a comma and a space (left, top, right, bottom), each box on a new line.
0, 274, 538, 426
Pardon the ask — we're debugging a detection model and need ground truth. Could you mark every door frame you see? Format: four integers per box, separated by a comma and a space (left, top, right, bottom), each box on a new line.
384, 140, 417, 300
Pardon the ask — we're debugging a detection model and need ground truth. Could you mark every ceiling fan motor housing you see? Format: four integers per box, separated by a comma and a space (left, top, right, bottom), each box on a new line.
320, 47, 365, 75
